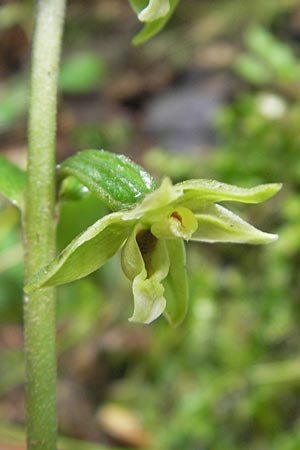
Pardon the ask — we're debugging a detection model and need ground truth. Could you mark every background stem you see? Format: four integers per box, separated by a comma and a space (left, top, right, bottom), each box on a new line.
23, 1, 66, 449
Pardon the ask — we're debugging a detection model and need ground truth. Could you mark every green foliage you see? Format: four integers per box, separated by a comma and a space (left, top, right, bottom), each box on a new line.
0, 53, 107, 133
58, 149, 157, 211
235, 26, 300, 86
0, 201, 23, 322
0, 78, 28, 133
0, 155, 26, 208
210, 93, 300, 185
69, 119, 133, 152
59, 53, 106, 94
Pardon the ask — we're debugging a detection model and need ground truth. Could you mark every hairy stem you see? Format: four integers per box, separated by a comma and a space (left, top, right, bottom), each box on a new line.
23, 1, 66, 448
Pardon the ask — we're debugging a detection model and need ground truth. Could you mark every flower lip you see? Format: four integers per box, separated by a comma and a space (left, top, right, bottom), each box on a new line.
136, 229, 158, 277
136, 229, 157, 256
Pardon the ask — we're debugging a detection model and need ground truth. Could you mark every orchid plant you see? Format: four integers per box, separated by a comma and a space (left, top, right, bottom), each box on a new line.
0, 1, 281, 449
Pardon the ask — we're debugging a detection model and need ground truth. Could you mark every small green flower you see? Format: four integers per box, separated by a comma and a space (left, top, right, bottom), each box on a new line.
137, 0, 170, 22
25, 177, 281, 325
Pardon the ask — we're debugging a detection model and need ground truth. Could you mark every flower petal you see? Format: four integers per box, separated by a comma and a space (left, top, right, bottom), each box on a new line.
163, 239, 188, 326
131, 273, 167, 324
151, 206, 197, 240
192, 204, 278, 244
25, 213, 136, 292
123, 177, 180, 221
121, 225, 170, 323
173, 180, 282, 211
138, 0, 170, 22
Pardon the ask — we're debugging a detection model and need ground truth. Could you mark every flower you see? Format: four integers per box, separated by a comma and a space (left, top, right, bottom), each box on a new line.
25, 177, 281, 325
137, 0, 170, 22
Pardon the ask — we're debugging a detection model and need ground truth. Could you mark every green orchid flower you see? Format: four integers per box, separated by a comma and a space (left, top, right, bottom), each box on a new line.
129, 0, 179, 45
137, 0, 170, 22
25, 173, 281, 326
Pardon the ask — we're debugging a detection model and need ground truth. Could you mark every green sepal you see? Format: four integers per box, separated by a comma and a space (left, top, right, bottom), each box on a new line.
132, 0, 180, 45
58, 149, 156, 211
193, 204, 278, 244
174, 180, 282, 210
25, 212, 136, 292
163, 239, 188, 326
0, 154, 26, 209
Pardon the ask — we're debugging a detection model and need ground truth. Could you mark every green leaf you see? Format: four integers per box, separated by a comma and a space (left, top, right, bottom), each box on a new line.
174, 180, 282, 210
0, 78, 28, 132
192, 204, 278, 244
59, 53, 106, 94
163, 239, 188, 326
25, 212, 136, 292
246, 27, 295, 71
132, 0, 180, 45
234, 55, 271, 85
59, 150, 156, 211
0, 155, 26, 208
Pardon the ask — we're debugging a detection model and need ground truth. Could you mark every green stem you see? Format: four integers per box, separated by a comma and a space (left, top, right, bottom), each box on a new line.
23, 1, 66, 449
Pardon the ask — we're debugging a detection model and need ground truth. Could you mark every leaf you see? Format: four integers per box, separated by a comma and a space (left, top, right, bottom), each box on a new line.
192, 204, 278, 244
25, 212, 136, 292
0, 78, 28, 132
59, 53, 106, 94
132, 0, 180, 45
234, 55, 271, 85
0, 154, 26, 208
163, 239, 188, 326
59, 150, 156, 211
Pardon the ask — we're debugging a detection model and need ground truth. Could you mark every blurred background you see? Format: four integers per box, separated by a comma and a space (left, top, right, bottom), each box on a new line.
1, 0, 300, 449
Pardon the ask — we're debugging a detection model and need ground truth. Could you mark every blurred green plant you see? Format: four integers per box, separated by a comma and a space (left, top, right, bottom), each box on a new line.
59, 53, 107, 94
70, 119, 133, 152
0, 53, 107, 133
0, 2, 31, 31
235, 26, 300, 86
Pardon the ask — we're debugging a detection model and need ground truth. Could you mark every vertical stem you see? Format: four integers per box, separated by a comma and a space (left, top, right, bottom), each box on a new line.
23, 1, 66, 449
